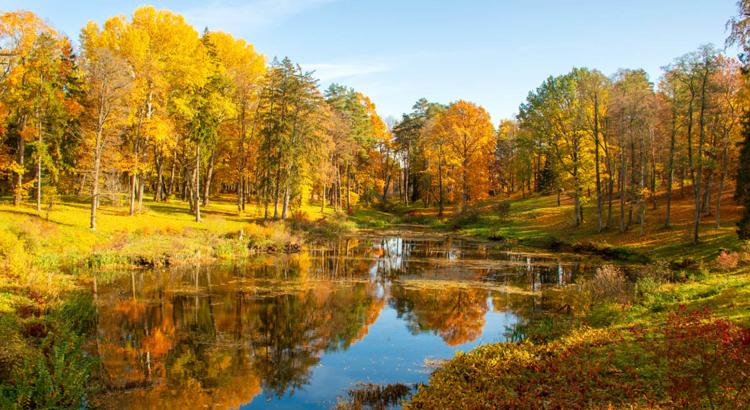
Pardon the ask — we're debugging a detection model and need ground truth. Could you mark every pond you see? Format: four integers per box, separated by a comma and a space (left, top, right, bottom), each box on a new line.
91, 236, 602, 409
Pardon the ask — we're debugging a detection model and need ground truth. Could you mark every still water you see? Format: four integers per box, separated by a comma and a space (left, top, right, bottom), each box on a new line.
92, 237, 599, 409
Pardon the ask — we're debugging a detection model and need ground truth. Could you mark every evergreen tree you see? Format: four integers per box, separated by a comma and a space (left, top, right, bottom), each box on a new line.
735, 111, 750, 239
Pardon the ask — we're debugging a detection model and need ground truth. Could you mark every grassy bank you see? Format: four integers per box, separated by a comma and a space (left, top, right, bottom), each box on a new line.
0, 193, 357, 408
0, 193, 361, 314
352, 187, 743, 263
388, 189, 750, 409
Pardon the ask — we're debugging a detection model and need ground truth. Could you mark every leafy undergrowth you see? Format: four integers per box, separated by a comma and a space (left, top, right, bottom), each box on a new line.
0, 291, 98, 410
407, 306, 750, 410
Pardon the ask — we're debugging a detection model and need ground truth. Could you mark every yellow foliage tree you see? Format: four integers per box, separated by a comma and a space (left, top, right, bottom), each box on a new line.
434, 100, 495, 209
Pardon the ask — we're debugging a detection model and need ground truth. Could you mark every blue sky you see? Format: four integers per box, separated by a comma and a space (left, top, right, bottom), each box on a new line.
4, 0, 741, 123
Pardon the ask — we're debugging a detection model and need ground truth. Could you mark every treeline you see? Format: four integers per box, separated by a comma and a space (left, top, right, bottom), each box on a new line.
386, 47, 744, 245
0, 7, 393, 228
3, 5, 750, 245
513, 50, 741, 245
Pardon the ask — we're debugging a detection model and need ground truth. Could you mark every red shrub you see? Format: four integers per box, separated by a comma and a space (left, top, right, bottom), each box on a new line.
639, 305, 750, 408
716, 251, 739, 271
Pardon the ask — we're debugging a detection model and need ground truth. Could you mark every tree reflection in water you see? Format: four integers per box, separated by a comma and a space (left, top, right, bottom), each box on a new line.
93, 237, 595, 409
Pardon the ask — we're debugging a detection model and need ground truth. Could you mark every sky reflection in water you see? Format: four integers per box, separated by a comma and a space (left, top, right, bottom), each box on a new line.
93, 237, 596, 409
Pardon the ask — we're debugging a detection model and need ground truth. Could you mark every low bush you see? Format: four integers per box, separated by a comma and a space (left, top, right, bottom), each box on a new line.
586, 265, 626, 306
0, 229, 25, 272
375, 199, 398, 213
0, 293, 98, 410
716, 250, 740, 271
246, 221, 302, 252
450, 205, 482, 226
494, 201, 511, 219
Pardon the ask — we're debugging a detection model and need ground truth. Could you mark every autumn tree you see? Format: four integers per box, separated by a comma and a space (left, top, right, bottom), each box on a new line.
727, 1, 750, 239
520, 71, 595, 226
578, 69, 611, 233
610, 69, 656, 235
394, 99, 444, 206
437, 100, 494, 210
79, 46, 131, 229
257, 57, 323, 219
210, 31, 265, 212
0, 10, 69, 208
324, 84, 372, 210
375, 116, 398, 203
670, 46, 719, 244
711, 55, 742, 228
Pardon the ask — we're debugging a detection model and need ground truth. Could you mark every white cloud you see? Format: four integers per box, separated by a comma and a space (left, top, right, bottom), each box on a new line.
183, 0, 337, 32
303, 62, 392, 82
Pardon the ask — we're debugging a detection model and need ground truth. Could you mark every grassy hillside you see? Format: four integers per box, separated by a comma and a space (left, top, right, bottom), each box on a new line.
1, 187, 748, 409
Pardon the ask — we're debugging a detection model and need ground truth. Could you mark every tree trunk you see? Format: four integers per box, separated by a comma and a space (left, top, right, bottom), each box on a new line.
716, 143, 729, 228
187, 174, 194, 213
281, 178, 290, 220
620, 131, 626, 233
36, 109, 43, 213
607, 173, 614, 229
346, 163, 351, 210
129, 172, 136, 216
404, 144, 411, 206
692, 68, 710, 245
273, 161, 281, 219
640, 130, 646, 236
337, 168, 342, 211
202, 146, 215, 206
137, 175, 145, 213
666, 102, 677, 228
381, 175, 391, 202
154, 150, 164, 202
14, 115, 27, 206
438, 145, 444, 217
650, 129, 657, 211
78, 173, 87, 196
594, 98, 602, 233
627, 133, 636, 230
167, 154, 176, 200
702, 171, 712, 216
321, 171, 327, 214
237, 175, 244, 212
237, 105, 246, 212
264, 169, 270, 220
194, 144, 201, 223
91, 131, 102, 230
462, 160, 468, 211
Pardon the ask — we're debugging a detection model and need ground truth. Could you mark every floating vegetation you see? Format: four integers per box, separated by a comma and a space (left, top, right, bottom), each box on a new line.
333, 382, 415, 410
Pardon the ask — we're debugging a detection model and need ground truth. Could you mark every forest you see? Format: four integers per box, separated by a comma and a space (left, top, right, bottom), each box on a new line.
1, 6, 747, 243
2, 2, 750, 410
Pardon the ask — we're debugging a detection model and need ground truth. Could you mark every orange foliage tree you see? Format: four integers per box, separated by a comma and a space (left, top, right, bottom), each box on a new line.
434, 100, 495, 209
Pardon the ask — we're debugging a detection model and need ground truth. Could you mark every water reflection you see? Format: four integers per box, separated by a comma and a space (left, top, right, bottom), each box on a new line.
93, 237, 596, 409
